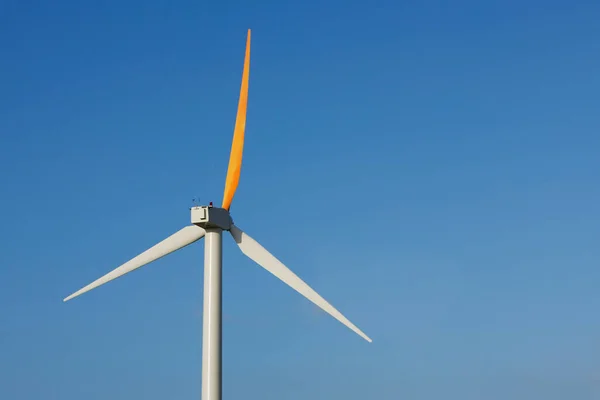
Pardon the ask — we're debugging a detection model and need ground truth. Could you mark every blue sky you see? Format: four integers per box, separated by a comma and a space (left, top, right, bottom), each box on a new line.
1, 0, 600, 398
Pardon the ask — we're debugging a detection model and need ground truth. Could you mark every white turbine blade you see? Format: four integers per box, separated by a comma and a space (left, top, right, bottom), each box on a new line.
229, 225, 372, 343
64, 225, 206, 302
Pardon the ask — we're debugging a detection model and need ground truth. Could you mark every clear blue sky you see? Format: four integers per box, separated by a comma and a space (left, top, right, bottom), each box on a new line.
1, 0, 600, 399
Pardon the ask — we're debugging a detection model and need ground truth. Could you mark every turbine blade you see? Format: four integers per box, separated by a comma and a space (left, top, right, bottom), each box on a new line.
229, 225, 372, 342
221, 29, 251, 211
64, 225, 206, 302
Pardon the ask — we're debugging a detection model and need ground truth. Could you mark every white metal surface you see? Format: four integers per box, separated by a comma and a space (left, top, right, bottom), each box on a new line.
229, 224, 372, 342
202, 229, 223, 400
191, 206, 232, 230
63, 225, 206, 302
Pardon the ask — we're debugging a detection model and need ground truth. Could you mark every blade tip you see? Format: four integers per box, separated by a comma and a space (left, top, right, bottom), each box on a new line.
63, 293, 77, 302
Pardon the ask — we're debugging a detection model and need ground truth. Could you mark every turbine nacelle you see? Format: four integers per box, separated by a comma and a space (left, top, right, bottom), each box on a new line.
191, 205, 233, 230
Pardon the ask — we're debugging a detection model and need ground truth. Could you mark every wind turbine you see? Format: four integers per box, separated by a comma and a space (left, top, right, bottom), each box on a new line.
63, 29, 372, 400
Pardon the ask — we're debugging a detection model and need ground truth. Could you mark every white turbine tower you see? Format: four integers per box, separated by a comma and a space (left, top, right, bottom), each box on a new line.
63, 29, 372, 400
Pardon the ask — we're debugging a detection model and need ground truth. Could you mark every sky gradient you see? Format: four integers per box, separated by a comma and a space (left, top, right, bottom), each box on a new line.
1, 0, 600, 399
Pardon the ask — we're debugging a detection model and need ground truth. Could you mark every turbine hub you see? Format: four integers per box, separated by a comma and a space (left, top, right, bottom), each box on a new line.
191, 206, 232, 230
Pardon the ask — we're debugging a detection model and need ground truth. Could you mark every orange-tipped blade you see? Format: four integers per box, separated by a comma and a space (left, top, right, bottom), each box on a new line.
222, 29, 251, 211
